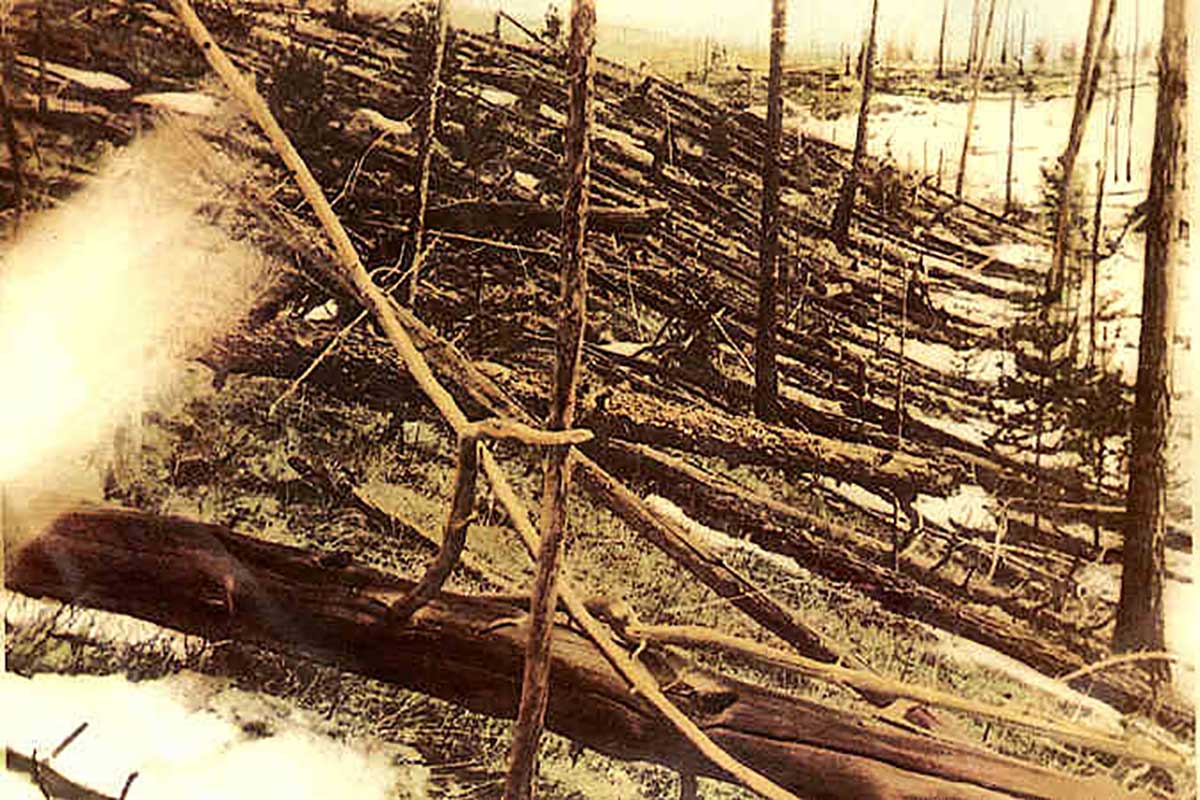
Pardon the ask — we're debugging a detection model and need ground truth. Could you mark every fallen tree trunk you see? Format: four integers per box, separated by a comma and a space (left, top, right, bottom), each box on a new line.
5, 507, 1146, 800
594, 438, 1196, 735
202, 316, 1195, 734
425, 200, 669, 234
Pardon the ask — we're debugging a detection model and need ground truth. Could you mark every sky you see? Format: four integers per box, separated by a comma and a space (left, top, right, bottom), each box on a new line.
460, 0, 1162, 61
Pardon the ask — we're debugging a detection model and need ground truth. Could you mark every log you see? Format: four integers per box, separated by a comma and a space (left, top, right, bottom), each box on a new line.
592, 438, 1196, 735
5, 507, 1146, 800
580, 381, 964, 502
425, 200, 669, 235
201, 317, 1195, 734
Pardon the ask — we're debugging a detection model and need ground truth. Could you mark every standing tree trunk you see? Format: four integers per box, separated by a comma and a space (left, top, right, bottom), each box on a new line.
407, 0, 450, 305
1004, 85, 1017, 214
1088, 88, 1114, 368
1046, 0, 1111, 301
1112, 0, 1186, 670
755, 0, 787, 422
967, 0, 981, 73
831, 0, 879, 246
936, 0, 948, 79
955, 0, 998, 197
503, 1, 595, 797
1018, 10, 1026, 75
1000, 0, 1011, 65
1126, 0, 1139, 182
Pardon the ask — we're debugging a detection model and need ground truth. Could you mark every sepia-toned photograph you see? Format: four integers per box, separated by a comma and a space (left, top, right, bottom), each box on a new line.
0, 0, 1192, 797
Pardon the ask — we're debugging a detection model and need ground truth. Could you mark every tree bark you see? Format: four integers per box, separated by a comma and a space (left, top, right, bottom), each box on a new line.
754, 0, 786, 422
1046, 0, 1110, 300
1112, 0, 1186, 670
1004, 86, 1017, 215
831, 0, 879, 245
504, 0, 595, 796
956, 0, 998, 197
937, 0, 949, 79
6, 508, 1147, 800
407, 0, 450, 305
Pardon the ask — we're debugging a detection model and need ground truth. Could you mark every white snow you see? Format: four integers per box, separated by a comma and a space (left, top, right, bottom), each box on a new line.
133, 92, 218, 117
906, 404, 997, 450
816, 476, 896, 518
479, 87, 519, 108
513, 170, 541, 192
927, 629, 1126, 732
304, 299, 339, 322
16, 56, 132, 92
349, 107, 413, 138
643, 494, 801, 573
913, 483, 1000, 534
1, 671, 428, 800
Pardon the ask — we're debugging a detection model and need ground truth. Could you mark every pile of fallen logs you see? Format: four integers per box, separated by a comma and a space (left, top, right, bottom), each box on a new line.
1, 0, 1191, 791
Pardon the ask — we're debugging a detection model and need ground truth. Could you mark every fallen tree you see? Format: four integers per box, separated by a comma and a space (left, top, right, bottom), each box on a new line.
426, 200, 669, 234
5, 506, 1151, 800
201, 313, 1196, 735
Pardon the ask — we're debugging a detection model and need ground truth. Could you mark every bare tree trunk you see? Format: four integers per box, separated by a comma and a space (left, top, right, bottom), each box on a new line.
936, 0, 948, 79
1112, 0, 1186, 672
967, 0, 981, 72
755, 0, 787, 422
1046, 0, 1112, 301
1126, 0, 1139, 182
503, 0, 595, 797
1004, 86, 1017, 214
831, 0, 879, 245
1018, 10, 1026, 75
1088, 95, 1112, 369
1000, 0, 1011, 65
407, 0, 450, 305
955, 0, 998, 197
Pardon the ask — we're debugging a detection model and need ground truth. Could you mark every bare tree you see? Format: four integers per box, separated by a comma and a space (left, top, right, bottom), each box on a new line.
1046, 0, 1114, 301
407, 0, 450, 305
755, 0, 787, 422
937, 0, 949, 79
831, 0, 880, 245
1126, 0, 1139, 181
1112, 0, 1186, 674
503, 0, 595, 797
967, 0, 981, 72
956, 0, 997, 197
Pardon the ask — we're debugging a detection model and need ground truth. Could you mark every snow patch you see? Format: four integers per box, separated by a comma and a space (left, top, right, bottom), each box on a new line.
817, 477, 895, 518
927, 630, 1125, 733
643, 494, 799, 573
914, 483, 1000, 534
1, 671, 428, 800
349, 107, 413, 138
133, 92, 218, 117
513, 170, 541, 192
479, 87, 519, 107
17, 56, 131, 92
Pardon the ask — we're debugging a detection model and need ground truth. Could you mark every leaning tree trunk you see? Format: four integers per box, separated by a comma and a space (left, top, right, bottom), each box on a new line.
754, 0, 787, 422
955, 0, 998, 197
1112, 0, 1187, 671
503, 0, 595, 797
407, 0, 450, 305
1045, 0, 1109, 301
831, 0, 880, 245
